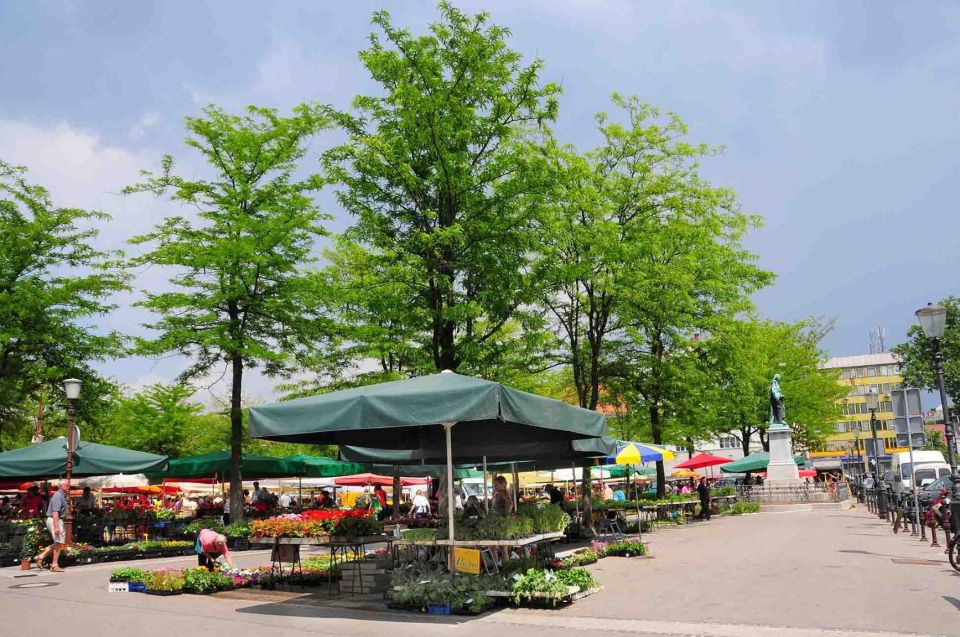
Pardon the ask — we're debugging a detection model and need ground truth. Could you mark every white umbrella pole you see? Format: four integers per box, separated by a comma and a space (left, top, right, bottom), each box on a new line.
633, 465, 642, 541
573, 461, 579, 522
444, 422, 456, 571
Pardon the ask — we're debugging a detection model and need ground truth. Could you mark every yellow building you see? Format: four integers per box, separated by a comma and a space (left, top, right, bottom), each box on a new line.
812, 353, 907, 470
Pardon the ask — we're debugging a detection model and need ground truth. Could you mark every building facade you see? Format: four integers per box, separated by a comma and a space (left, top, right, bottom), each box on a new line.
812, 352, 907, 474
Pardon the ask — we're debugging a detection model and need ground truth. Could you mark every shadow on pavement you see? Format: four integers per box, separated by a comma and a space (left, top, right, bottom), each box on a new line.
233, 594, 498, 625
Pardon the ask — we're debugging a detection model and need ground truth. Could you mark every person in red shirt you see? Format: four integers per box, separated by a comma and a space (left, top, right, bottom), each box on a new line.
20, 486, 43, 518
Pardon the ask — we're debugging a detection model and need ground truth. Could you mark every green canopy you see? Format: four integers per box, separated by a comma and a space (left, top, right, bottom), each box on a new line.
159, 451, 305, 480
286, 454, 367, 478
368, 464, 483, 479
719, 452, 806, 474
0, 438, 168, 479
249, 371, 606, 449
606, 465, 656, 478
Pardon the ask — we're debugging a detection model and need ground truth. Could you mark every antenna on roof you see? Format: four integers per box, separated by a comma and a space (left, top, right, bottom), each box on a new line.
869, 326, 886, 354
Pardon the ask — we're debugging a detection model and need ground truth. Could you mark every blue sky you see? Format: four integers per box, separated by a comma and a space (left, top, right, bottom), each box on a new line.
1, 1, 958, 402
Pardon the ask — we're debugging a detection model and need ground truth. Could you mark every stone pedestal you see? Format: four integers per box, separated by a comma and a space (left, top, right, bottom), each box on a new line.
766, 424, 803, 486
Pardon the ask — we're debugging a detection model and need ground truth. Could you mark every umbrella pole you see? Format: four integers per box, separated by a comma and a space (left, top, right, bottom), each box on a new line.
573, 461, 579, 525
511, 462, 519, 510
298, 477, 302, 505
482, 456, 489, 513
633, 465, 642, 542
444, 422, 456, 571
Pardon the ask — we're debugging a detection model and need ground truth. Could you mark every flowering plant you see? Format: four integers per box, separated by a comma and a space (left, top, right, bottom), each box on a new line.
251, 509, 376, 538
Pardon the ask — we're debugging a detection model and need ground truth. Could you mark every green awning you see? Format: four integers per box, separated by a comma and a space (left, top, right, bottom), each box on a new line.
286, 454, 367, 478
339, 436, 614, 466
249, 371, 606, 450
605, 465, 656, 478
0, 438, 168, 479
159, 451, 305, 480
719, 452, 806, 474
368, 464, 483, 479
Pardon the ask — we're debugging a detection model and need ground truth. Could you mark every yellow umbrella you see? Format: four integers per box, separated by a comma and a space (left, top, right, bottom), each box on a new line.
671, 469, 700, 478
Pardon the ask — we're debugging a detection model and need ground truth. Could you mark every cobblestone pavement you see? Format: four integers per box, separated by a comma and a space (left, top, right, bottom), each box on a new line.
1, 506, 957, 636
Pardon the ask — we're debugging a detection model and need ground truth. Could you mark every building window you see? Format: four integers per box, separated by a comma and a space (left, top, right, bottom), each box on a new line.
836, 422, 846, 433
843, 368, 856, 379
718, 435, 739, 449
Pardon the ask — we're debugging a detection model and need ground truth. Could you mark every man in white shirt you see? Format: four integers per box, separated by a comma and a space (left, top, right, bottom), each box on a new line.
412, 490, 431, 518
279, 492, 291, 508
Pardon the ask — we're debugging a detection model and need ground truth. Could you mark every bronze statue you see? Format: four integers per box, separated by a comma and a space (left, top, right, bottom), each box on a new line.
769, 373, 786, 425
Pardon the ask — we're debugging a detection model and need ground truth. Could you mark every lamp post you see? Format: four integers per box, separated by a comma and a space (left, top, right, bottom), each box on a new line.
865, 386, 886, 519
915, 303, 959, 530
63, 378, 82, 545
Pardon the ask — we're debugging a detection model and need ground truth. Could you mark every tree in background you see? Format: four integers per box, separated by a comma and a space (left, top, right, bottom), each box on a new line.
322, 3, 560, 378
0, 161, 127, 449
893, 296, 960, 408
590, 103, 773, 496
701, 318, 845, 457
124, 105, 332, 521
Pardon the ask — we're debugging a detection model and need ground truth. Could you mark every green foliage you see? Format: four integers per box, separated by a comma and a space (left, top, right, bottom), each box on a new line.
124, 103, 332, 520
0, 160, 128, 449
517, 503, 571, 534
182, 567, 232, 594
333, 515, 383, 539
223, 522, 252, 539
16, 520, 40, 560
401, 528, 439, 541
712, 486, 736, 497
391, 563, 503, 613
892, 296, 960, 402
603, 540, 646, 557
559, 549, 599, 568
319, 2, 560, 379
510, 568, 569, 605
554, 567, 597, 591
924, 430, 948, 454
728, 501, 760, 515
110, 567, 146, 583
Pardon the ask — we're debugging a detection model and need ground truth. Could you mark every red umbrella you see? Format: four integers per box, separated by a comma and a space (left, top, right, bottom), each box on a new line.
333, 473, 431, 487
674, 453, 734, 470
799, 468, 817, 478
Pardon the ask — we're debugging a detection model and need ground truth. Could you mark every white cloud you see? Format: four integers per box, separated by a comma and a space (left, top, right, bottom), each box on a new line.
129, 112, 160, 140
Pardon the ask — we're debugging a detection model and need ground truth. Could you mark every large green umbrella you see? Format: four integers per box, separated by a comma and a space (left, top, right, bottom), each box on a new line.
0, 438, 167, 478
606, 465, 656, 479
719, 452, 806, 474
286, 454, 367, 478
250, 371, 606, 558
158, 451, 305, 480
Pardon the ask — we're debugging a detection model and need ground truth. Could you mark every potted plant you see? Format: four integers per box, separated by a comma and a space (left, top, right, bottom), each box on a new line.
144, 569, 185, 596
110, 567, 145, 583
18, 521, 40, 570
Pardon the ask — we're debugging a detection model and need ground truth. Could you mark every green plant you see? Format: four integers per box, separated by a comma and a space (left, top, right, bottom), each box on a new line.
110, 567, 146, 583
511, 568, 569, 605
554, 568, 597, 591
183, 519, 223, 535
144, 569, 185, 593
728, 502, 760, 515
560, 548, 599, 568
333, 515, 383, 539
224, 522, 252, 538
182, 567, 231, 594
16, 520, 40, 561
401, 528, 438, 542
603, 540, 646, 557
712, 486, 736, 497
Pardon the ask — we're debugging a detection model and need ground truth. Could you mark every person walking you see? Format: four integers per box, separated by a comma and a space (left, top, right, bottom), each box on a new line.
697, 477, 711, 520
34, 480, 68, 572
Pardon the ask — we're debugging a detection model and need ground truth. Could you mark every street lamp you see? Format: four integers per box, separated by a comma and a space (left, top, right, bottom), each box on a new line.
63, 378, 82, 545
915, 303, 959, 526
865, 386, 886, 519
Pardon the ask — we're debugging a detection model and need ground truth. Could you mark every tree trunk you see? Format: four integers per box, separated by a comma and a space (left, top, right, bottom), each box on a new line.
580, 461, 595, 537
739, 426, 752, 457
229, 356, 244, 523
651, 403, 665, 498
760, 428, 770, 452
392, 465, 402, 519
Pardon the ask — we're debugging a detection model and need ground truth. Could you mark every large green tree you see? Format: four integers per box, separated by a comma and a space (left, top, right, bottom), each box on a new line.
0, 161, 127, 449
321, 3, 560, 378
595, 102, 773, 495
893, 296, 960, 408
700, 318, 845, 456
125, 104, 331, 520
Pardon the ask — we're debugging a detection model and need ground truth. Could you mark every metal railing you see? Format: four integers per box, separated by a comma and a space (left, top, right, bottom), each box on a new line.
735, 483, 850, 504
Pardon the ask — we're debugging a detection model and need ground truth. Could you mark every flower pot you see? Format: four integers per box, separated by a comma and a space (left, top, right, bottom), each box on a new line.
20, 559, 30, 570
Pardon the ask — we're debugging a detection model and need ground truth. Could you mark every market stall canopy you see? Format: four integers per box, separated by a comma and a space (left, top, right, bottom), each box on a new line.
719, 452, 806, 474
605, 465, 656, 479
333, 473, 431, 487
339, 435, 615, 468
367, 464, 482, 479
79, 474, 149, 489
285, 454, 367, 478
249, 371, 606, 448
673, 453, 733, 470
156, 451, 304, 480
608, 440, 674, 465
0, 438, 168, 479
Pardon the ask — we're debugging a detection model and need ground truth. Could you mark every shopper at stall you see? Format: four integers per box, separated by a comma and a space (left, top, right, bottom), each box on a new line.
492, 476, 514, 515
195, 528, 234, 571
20, 486, 43, 518
77, 487, 96, 511
697, 478, 711, 520
411, 490, 431, 518
34, 480, 68, 572
547, 484, 564, 506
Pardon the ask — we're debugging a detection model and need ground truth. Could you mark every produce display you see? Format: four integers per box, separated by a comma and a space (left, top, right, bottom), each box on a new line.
251, 509, 381, 539
428, 505, 570, 542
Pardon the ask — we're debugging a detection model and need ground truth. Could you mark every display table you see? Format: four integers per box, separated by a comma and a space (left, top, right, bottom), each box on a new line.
396, 532, 565, 574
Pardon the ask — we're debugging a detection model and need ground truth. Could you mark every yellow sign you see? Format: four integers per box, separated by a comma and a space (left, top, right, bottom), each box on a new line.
453, 547, 481, 574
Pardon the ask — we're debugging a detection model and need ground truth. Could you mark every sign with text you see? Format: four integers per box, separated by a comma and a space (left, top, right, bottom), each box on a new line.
453, 547, 481, 574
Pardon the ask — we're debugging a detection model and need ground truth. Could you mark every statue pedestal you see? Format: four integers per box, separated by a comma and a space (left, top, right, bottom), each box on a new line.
765, 424, 802, 486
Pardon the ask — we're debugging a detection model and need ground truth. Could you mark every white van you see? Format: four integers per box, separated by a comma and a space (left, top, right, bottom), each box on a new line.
888, 450, 951, 490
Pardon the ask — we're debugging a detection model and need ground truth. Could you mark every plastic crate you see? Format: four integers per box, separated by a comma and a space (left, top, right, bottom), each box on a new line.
426, 603, 451, 615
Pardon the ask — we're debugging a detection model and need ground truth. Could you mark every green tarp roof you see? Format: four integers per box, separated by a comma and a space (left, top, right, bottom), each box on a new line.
719, 452, 806, 474
605, 465, 656, 478
249, 371, 606, 451
158, 451, 305, 480
0, 438, 168, 479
